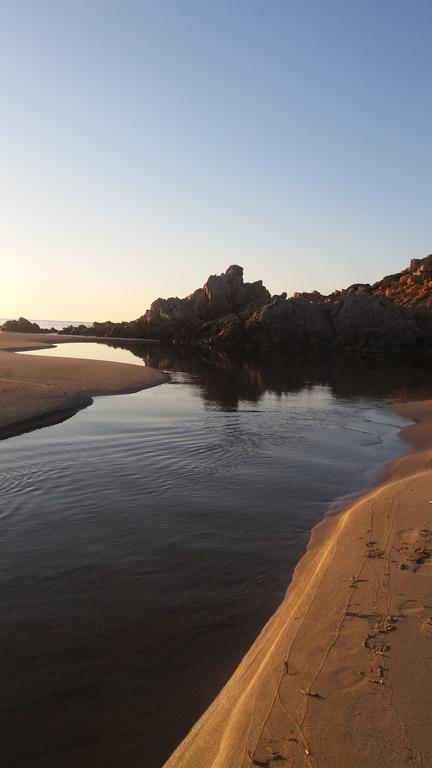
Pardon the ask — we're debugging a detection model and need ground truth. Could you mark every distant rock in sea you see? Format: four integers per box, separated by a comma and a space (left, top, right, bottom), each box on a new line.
0, 317, 50, 333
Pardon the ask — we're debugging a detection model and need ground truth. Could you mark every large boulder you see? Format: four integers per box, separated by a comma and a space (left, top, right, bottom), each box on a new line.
139, 265, 271, 339
331, 293, 408, 332
201, 265, 246, 318
1, 317, 41, 333
329, 293, 422, 353
244, 296, 335, 354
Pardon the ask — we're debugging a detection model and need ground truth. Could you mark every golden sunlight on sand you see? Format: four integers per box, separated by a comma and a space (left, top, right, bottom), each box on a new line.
0, 333, 166, 439
165, 399, 432, 768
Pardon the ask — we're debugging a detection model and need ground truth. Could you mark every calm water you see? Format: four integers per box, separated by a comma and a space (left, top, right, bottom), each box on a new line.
2, 343, 428, 767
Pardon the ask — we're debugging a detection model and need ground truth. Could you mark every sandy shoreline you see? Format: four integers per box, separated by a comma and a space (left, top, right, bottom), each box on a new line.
0, 332, 166, 439
165, 398, 432, 767
3, 334, 432, 765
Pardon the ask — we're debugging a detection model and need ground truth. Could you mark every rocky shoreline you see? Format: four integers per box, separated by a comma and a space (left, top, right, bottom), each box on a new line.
4, 253, 432, 359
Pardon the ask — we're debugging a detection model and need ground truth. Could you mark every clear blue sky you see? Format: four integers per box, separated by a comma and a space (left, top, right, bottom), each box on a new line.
1, 0, 431, 320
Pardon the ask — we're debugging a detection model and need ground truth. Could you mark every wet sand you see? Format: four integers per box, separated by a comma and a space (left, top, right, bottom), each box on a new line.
165, 398, 432, 767
4, 333, 432, 765
0, 333, 166, 439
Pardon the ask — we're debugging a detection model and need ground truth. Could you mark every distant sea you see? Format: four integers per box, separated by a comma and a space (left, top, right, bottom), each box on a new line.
0, 318, 91, 330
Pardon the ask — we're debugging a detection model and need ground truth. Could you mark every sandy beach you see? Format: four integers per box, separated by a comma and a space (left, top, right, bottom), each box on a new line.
3, 332, 432, 766
0, 333, 166, 439
165, 397, 432, 768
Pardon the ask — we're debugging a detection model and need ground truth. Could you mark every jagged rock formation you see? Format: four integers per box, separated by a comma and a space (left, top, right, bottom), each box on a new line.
137, 264, 271, 341
7, 254, 432, 359
244, 290, 421, 356
131, 257, 432, 357
365, 254, 432, 306
293, 254, 432, 308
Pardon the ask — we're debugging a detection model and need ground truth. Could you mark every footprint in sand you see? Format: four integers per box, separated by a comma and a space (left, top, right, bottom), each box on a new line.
397, 528, 420, 545
419, 617, 432, 639
326, 665, 371, 695
398, 598, 424, 615
405, 547, 432, 573
419, 529, 432, 540
395, 529, 432, 572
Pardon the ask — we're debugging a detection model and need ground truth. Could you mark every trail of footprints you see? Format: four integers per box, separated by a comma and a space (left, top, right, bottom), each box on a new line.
359, 524, 432, 681
394, 526, 432, 573
392, 525, 432, 637
248, 525, 432, 767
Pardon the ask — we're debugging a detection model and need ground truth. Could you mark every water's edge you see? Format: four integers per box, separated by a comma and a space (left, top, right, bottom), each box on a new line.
2, 339, 425, 767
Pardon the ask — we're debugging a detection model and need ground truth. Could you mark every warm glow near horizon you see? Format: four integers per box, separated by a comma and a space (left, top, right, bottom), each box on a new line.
2, 1, 431, 322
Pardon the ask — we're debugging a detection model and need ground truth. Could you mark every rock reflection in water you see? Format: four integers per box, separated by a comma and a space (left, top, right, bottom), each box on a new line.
113, 341, 432, 407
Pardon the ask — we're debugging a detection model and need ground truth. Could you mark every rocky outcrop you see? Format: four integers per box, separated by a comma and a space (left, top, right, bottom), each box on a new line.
62, 321, 141, 338
143, 257, 432, 356
136, 265, 271, 341
371, 254, 432, 306
208, 291, 423, 357
0, 317, 50, 333
329, 293, 421, 352
53, 253, 432, 358
58, 266, 270, 342
244, 295, 335, 353
298, 253, 432, 308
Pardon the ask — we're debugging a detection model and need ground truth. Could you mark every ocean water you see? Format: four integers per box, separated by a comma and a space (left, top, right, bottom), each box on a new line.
1, 342, 425, 767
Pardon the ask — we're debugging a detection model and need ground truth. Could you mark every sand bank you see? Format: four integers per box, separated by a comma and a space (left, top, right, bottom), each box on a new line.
0, 333, 166, 439
165, 399, 432, 767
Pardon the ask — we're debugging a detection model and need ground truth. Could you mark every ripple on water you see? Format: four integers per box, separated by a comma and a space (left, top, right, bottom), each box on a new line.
0, 344, 419, 768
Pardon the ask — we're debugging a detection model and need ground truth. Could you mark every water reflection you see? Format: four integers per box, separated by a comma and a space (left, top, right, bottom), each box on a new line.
3, 343, 432, 768
109, 341, 432, 407
32, 338, 432, 406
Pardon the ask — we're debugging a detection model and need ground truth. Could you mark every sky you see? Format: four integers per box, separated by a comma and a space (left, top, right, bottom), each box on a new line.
1, 0, 431, 321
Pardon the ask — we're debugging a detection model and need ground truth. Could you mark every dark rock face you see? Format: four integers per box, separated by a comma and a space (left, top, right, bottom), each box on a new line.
240, 297, 329, 355
241, 292, 421, 356
328, 294, 422, 354
56, 253, 432, 358
1, 317, 42, 333
147, 260, 432, 357
62, 321, 141, 338
137, 265, 271, 342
